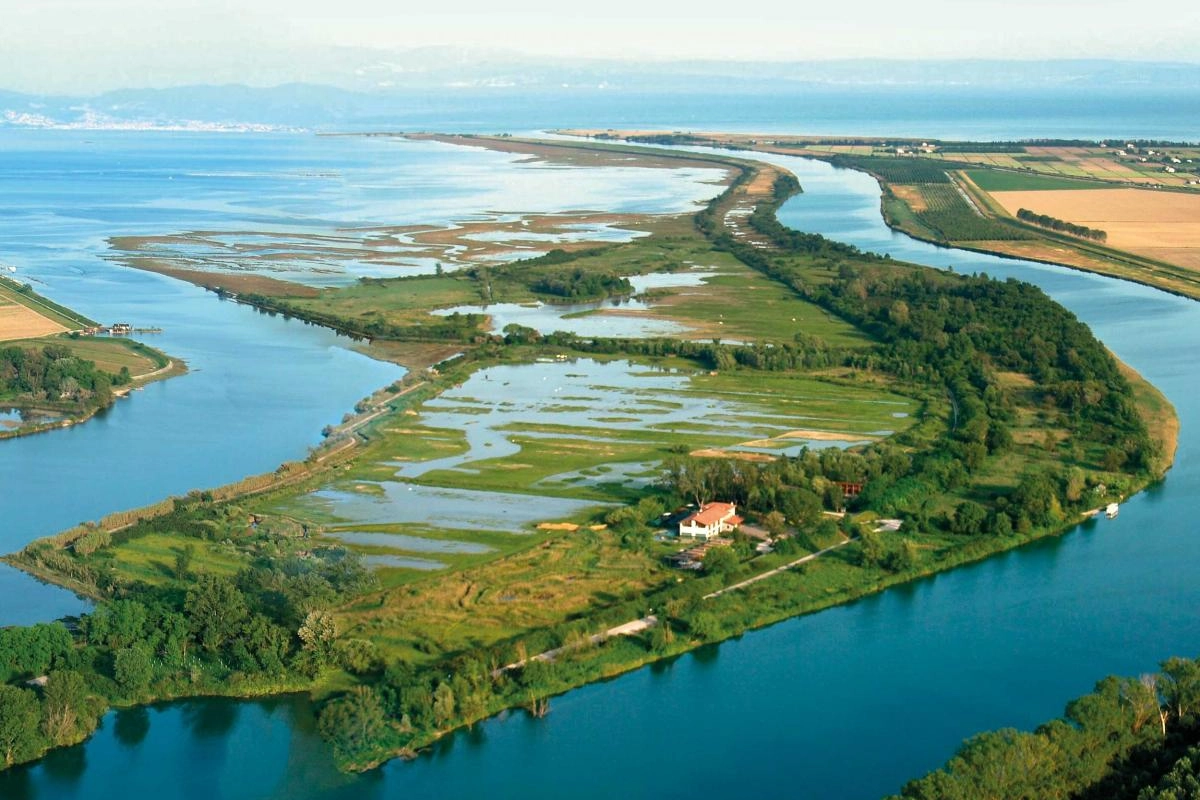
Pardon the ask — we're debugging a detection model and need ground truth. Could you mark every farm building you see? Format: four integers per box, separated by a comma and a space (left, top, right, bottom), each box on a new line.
679, 502, 743, 540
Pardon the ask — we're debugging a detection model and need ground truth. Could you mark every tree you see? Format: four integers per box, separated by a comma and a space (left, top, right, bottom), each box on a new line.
0, 685, 42, 767
339, 639, 380, 675
952, 501, 988, 536
298, 610, 339, 668
0, 623, 73, 680
186, 575, 249, 652
884, 539, 920, 572
648, 620, 675, 653
113, 644, 154, 693
1161, 657, 1200, 721
433, 682, 457, 727
107, 600, 148, 649
858, 529, 886, 567
763, 510, 788, 537
174, 545, 195, 580
702, 545, 738, 577
318, 686, 386, 755
686, 611, 722, 641
42, 670, 91, 745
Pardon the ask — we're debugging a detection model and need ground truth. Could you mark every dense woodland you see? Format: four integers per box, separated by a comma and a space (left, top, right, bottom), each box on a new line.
894, 657, 1200, 800
0, 343, 128, 411
1, 499, 376, 768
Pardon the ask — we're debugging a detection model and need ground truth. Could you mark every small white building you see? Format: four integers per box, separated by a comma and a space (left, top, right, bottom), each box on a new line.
679, 502, 743, 540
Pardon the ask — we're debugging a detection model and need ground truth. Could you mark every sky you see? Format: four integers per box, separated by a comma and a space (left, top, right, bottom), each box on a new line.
2, 0, 1198, 94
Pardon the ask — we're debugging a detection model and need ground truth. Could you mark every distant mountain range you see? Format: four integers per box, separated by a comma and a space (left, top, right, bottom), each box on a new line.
1, 52, 1197, 132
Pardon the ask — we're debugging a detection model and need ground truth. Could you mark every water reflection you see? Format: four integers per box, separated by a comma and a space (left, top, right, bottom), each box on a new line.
113, 707, 151, 748
181, 699, 241, 740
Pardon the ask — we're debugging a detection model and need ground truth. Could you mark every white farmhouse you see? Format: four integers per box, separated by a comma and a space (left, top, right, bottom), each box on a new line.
678, 502, 743, 540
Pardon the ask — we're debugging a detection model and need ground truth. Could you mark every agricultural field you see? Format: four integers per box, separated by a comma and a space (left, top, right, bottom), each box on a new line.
0, 278, 92, 336
987, 187, 1200, 270
963, 170, 1112, 192
908, 184, 1031, 241
0, 283, 72, 342
831, 157, 1029, 242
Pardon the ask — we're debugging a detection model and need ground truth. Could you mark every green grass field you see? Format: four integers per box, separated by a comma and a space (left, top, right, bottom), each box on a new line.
962, 169, 1113, 192
92, 533, 245, 585
651, 269, 875, 346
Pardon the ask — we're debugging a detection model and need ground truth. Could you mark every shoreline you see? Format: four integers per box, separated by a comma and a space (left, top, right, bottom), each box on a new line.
555, 130, 1200, 302
0, 133, 1183, 777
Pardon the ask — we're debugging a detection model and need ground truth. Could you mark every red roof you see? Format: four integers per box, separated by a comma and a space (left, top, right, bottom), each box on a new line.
683, 502, 738, 527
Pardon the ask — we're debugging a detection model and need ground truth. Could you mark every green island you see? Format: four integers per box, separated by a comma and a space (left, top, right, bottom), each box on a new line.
894, 655, 1200, 799
0, 136, 1179, 775
0, 276, 181, 440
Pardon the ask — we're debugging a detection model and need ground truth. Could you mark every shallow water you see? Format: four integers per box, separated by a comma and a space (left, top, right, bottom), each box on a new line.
431, 268, 720, 338
432, 297, 687, 338
323, 531, 495, 555
0, 130, 723, 624
297, 482, 604, 533
5, 129, 1200, 798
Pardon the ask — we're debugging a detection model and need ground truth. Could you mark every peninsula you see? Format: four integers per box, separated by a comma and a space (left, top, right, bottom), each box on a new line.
0, 135, 1177, 776
0, 275, 181, 439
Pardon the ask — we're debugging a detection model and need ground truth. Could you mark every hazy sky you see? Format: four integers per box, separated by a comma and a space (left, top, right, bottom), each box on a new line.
2, 0, 1197, 93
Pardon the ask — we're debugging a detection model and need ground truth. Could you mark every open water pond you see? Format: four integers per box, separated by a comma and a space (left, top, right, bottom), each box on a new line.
295, 482, 604, 533
433, 298, 686, 338
0, 407, 65, 432
324, 531, 495, 554
396, 357, 897, 480
431, 268, 721, 338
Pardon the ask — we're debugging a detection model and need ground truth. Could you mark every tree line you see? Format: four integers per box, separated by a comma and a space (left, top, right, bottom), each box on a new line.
0, 343, 130, 411
0, 498, 378, 771
1018, 208, 1109, 241
893, 656, 1200, 800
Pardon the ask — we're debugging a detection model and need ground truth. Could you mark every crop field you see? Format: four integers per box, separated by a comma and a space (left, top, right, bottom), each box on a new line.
0, 283, 72, 342
988, 188, 1200, 269
926, 145, 1200, 188
963, 170, 1112, 192
911, 184, 1031, 242
832, 155, 955, 184
0, 302, 65, 342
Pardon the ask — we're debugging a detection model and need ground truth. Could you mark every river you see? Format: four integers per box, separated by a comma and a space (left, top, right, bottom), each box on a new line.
2, 147, 1198, 798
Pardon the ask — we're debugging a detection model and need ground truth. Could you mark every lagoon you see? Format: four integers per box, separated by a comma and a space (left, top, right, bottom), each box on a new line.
4, 137, 1200, 798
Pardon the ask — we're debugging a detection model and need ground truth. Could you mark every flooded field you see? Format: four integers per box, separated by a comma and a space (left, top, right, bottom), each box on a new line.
431, 268, 724, 338
267, 357, 917, 574
108, 138, 730, 288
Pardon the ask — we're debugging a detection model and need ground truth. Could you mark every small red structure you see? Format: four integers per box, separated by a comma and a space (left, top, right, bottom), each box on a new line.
834, 481, 864, 498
